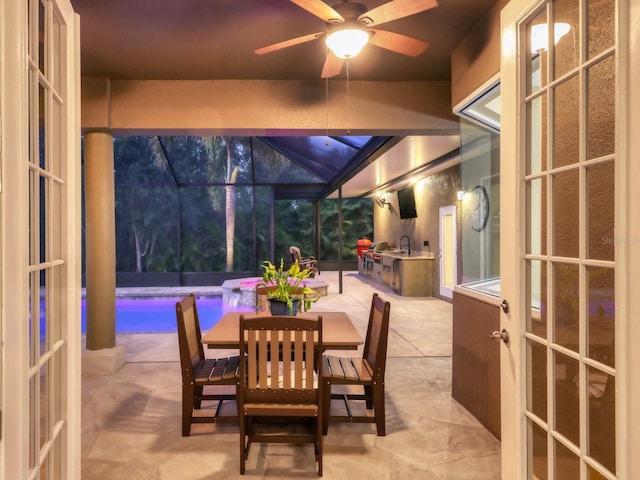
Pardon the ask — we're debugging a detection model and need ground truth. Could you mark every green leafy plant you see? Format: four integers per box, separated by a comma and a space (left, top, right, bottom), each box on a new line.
258, 259, 319, 314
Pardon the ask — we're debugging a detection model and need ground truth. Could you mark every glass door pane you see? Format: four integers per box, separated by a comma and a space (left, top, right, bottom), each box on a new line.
27, 0, 75, 477
523, 1, 616, 478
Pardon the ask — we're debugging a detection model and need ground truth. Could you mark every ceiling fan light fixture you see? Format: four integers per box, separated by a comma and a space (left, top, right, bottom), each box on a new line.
325, 28, 370, 58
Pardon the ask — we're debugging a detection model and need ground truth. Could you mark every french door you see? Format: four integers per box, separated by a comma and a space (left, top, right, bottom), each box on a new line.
1, 0, 81, 478
439, 205, 457, 298
500, 0, 639, 478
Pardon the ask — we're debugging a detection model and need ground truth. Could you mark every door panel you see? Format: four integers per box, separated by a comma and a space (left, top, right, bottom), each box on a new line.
2, 0, 80, 478
439, 205, 457, 298
501, 0, 619, 478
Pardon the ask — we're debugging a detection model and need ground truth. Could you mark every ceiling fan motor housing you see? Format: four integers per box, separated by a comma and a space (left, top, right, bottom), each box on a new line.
330, 1, 369, 24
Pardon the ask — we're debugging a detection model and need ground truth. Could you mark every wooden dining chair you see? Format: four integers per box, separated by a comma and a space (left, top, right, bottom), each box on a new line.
255, 285, 276, 313
237, 314, 324, 476
175, 293, 240, 436
322, 293, 391, 436
289, 245, 319, 276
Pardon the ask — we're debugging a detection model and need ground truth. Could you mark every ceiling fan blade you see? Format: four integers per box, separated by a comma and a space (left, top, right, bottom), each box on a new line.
255, 32, 325, 55
359, 0, 438, 27
368, 29, 429, 57
321, 50, 345, 78
290, 0, 344, 23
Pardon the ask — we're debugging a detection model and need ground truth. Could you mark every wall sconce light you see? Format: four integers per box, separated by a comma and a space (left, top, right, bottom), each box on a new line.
457, 190, 466, 201
375, 192, 391, 209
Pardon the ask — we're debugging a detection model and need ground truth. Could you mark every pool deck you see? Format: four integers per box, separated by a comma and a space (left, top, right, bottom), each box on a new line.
81, 271, 501, 479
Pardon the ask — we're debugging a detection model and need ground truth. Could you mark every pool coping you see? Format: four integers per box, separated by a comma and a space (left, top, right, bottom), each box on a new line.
82, 276, 330, 309
82, 286, 224, 299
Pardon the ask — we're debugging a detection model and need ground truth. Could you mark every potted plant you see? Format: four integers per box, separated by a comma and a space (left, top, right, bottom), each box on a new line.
258, 259, 319, 315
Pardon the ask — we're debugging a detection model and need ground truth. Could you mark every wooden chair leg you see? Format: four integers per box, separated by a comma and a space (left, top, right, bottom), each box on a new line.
239, 414, 246, 474
372, 382, 385, 436
322, 380, 331, 435
194, 384, 204, 409
316, 415, 323, 476
363, 384, 374, 409
182, 385, 195, 436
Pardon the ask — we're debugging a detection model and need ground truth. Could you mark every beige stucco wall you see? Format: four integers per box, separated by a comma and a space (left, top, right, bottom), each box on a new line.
373, 162, 461, 299
81, 78, 459, 136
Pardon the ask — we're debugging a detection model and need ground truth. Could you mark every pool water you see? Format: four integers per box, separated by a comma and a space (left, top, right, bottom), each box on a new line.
81, 296, 253, 333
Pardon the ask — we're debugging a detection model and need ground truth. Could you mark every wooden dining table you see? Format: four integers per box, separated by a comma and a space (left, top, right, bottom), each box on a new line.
201, 311, 363, 351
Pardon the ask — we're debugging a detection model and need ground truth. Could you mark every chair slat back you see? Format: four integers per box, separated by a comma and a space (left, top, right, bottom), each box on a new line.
288, 246, 319, 276
289, 246, 302, 263
363, 293, 391, 376
240, 315, 322, 399
255, 286, 273, 313
176, 293, 205, 376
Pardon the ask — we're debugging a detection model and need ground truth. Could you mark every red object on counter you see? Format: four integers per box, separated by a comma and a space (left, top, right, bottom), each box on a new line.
356, 237, 373, 258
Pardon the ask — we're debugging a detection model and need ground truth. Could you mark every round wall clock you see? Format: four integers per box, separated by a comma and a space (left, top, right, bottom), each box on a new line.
470, 185, 490, 232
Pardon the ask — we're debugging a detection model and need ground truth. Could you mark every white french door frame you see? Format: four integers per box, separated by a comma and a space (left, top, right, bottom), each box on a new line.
439, 205, 457, 298
500, 0, 640, 478
2, 2, 32, 475
1, 0, 81, 478
499, 3, 526, 473
619, 1, 640, 478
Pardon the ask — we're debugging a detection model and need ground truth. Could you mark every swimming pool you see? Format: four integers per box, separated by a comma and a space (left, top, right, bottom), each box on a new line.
81, 296, 253, 333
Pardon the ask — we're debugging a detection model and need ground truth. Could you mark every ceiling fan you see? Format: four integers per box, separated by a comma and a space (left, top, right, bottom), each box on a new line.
255, 0, 438, 78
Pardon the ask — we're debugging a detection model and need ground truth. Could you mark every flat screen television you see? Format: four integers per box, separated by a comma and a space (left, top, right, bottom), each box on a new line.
397, 186, 417, 219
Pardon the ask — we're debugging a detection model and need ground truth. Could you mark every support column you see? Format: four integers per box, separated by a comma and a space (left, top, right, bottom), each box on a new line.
82, 131, 124, 374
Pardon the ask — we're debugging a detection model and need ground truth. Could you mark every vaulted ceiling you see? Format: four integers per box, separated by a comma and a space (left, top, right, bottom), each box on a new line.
70, 0, 500, 198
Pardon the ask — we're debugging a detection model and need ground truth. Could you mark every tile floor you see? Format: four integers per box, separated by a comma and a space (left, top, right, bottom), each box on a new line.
81, 271, 501, 479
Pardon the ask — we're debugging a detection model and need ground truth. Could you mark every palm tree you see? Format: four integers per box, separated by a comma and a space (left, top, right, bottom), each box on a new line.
148, 135, 315, 274
222, 138, 239, 272
201, 136, 239, 272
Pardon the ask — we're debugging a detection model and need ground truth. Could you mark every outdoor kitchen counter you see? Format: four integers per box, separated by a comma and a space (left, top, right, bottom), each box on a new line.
380, 251, 436, 260
360, 251, 434, 296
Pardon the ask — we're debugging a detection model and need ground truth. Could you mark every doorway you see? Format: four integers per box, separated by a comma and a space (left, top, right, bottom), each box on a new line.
439, 205, 457, 298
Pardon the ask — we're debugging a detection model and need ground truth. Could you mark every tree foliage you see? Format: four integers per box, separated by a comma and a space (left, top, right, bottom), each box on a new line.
318, 198, 373, 261
108, 136, 373, 279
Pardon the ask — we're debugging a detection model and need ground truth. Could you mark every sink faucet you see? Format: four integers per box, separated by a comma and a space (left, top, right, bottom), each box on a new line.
399, 235, 411, 256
